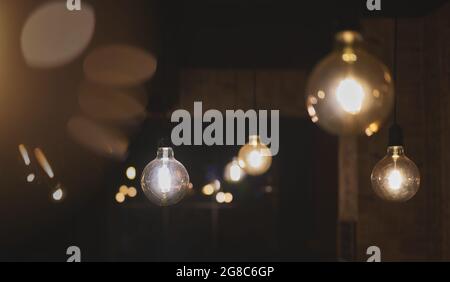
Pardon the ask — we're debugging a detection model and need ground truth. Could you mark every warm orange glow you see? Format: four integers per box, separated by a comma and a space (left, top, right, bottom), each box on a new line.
34, 148, 54, 179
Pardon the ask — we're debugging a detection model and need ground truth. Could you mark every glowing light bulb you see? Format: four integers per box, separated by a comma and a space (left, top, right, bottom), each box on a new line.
371, 146, 420, 202
141, 147, 190, 206
306, 30, 394, 135
336, 78, 365, 114
224, 158, 246, 183
238, 135, 272, 176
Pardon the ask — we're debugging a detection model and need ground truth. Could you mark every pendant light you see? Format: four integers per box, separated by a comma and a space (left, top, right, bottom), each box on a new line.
305, 27, 395, 136
238, 71, 272, 176
141, 139, 190, 206
370, 18, 420, 202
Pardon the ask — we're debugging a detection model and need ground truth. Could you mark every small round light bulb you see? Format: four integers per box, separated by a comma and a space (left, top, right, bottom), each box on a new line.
238, 135, 272, 176
371, 146, 420, 202
141, 147, 190, 206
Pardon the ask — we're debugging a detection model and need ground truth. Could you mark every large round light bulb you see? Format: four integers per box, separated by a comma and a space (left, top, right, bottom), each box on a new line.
224, 157, 246, 183
371, 146, 420, 202
141, 147, 190, 206
238, 135, 272, 176
306, 31, 394, 136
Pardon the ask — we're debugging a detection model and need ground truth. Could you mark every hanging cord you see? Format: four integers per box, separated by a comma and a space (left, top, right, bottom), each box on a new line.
389, 16, 403, 147
393, 17, 398, 125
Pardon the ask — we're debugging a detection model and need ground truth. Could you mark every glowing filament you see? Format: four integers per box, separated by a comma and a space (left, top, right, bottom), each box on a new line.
387, 169, 403, 191
248, 150, 263, 169
336, 78, 365, 114
158, 164, 171, 193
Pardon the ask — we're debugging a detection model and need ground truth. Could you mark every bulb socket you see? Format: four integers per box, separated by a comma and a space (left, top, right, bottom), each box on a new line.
158, 137, 172, 148
388, 124, 404, 147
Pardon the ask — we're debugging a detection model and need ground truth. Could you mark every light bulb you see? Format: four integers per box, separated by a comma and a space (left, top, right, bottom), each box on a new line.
371, 146, 420, 202
224, 157, 246, 183
306, 30, 394, 136
238, 135, 272, 176
141, 147, 190, 206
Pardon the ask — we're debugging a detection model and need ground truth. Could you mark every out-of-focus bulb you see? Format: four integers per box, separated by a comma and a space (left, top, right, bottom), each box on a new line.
126, 166, 136, 180
336, 78, 365, 114
238, 135, 272, 176
224, 157, 246, 183
371, 146, 420, 202
141, 147, 190, 206
306, 30, 394, 135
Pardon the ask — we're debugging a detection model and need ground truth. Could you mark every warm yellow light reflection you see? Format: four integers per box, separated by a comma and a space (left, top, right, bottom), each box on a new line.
19, 144, 31, 166
342, 51, 357, 63
336, 78, 365, 114
202, 184, 215, 196
365, 122, 380, 137
127, 187, 137, 198
224, 193, 233, 204
126, 166, 136, 180
115, 193, 125, 203
119, 185, 129, 195
34, 148, 54, 179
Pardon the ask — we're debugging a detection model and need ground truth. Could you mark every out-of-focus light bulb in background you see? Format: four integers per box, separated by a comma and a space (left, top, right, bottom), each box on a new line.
224, 158, 246, 183
238, 135, 272, 176
141, 147, 190, 206
306, 30, 394, 136
126, 166, 136, 180
371, 146, 420, 202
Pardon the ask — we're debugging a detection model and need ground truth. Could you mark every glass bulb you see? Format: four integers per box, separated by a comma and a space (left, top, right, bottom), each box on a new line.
224, 157, 246, 183
141, 147, 190, 206
238, 135, 272, 176
306, 30, 394, 136
371, 146, 420, 202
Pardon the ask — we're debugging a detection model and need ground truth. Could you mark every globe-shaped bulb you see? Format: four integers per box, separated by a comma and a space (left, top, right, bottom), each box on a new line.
238, 135, 272, 176
306, 31, 394, 136
224, 157, 246, 183
371, 146, 420, 202
141, 147, 190, 206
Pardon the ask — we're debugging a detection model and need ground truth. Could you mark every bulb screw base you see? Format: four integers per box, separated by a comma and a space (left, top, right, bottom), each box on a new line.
388, 124, 404, 147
